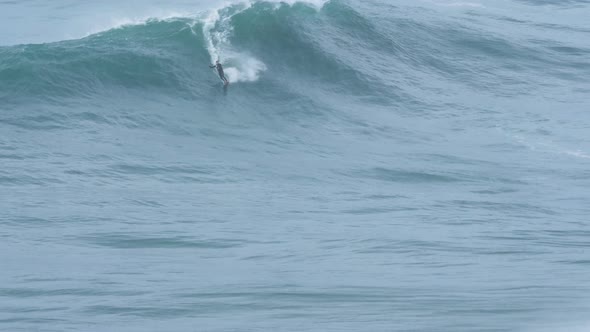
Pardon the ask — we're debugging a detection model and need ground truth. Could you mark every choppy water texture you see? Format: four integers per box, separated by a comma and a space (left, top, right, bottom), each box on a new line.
1, 0, 590, 331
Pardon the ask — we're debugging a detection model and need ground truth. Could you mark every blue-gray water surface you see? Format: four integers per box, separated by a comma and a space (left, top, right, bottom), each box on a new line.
1, 0, 590, 331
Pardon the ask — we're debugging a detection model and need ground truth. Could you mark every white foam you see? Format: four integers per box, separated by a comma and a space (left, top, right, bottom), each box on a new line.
223, 52, 267, 82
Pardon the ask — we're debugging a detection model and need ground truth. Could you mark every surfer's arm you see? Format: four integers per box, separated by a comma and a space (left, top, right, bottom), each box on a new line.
209, 65, 216, 68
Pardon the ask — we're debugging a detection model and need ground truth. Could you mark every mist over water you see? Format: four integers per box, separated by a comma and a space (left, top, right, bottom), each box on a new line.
1, 0, 589, 331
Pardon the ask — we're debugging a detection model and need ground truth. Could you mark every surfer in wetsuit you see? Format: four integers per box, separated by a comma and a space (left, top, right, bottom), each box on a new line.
210, 60, 229, 85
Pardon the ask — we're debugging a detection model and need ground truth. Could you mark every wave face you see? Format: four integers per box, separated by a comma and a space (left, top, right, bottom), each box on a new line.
2, 0, 590, 331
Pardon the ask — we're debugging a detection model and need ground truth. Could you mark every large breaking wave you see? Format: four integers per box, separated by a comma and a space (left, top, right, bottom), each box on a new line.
1, 0, 588, 113
0, 1, 374, 102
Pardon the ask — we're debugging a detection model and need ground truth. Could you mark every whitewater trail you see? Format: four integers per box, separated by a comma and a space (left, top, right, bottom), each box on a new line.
197, 0, 328, 83
201, 2, 267, 83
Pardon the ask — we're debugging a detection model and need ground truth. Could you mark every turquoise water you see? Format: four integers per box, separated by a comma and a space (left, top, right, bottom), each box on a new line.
1, 0, 590, 331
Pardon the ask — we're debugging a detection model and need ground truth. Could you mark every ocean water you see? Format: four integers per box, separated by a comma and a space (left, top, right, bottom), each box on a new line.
1, 0, 590, 331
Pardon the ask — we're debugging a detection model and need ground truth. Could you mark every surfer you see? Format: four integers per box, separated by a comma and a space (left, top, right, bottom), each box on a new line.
210, 60, 229, 85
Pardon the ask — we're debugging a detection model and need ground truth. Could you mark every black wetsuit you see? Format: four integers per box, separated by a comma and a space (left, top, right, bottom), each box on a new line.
210, 63, 228, 84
